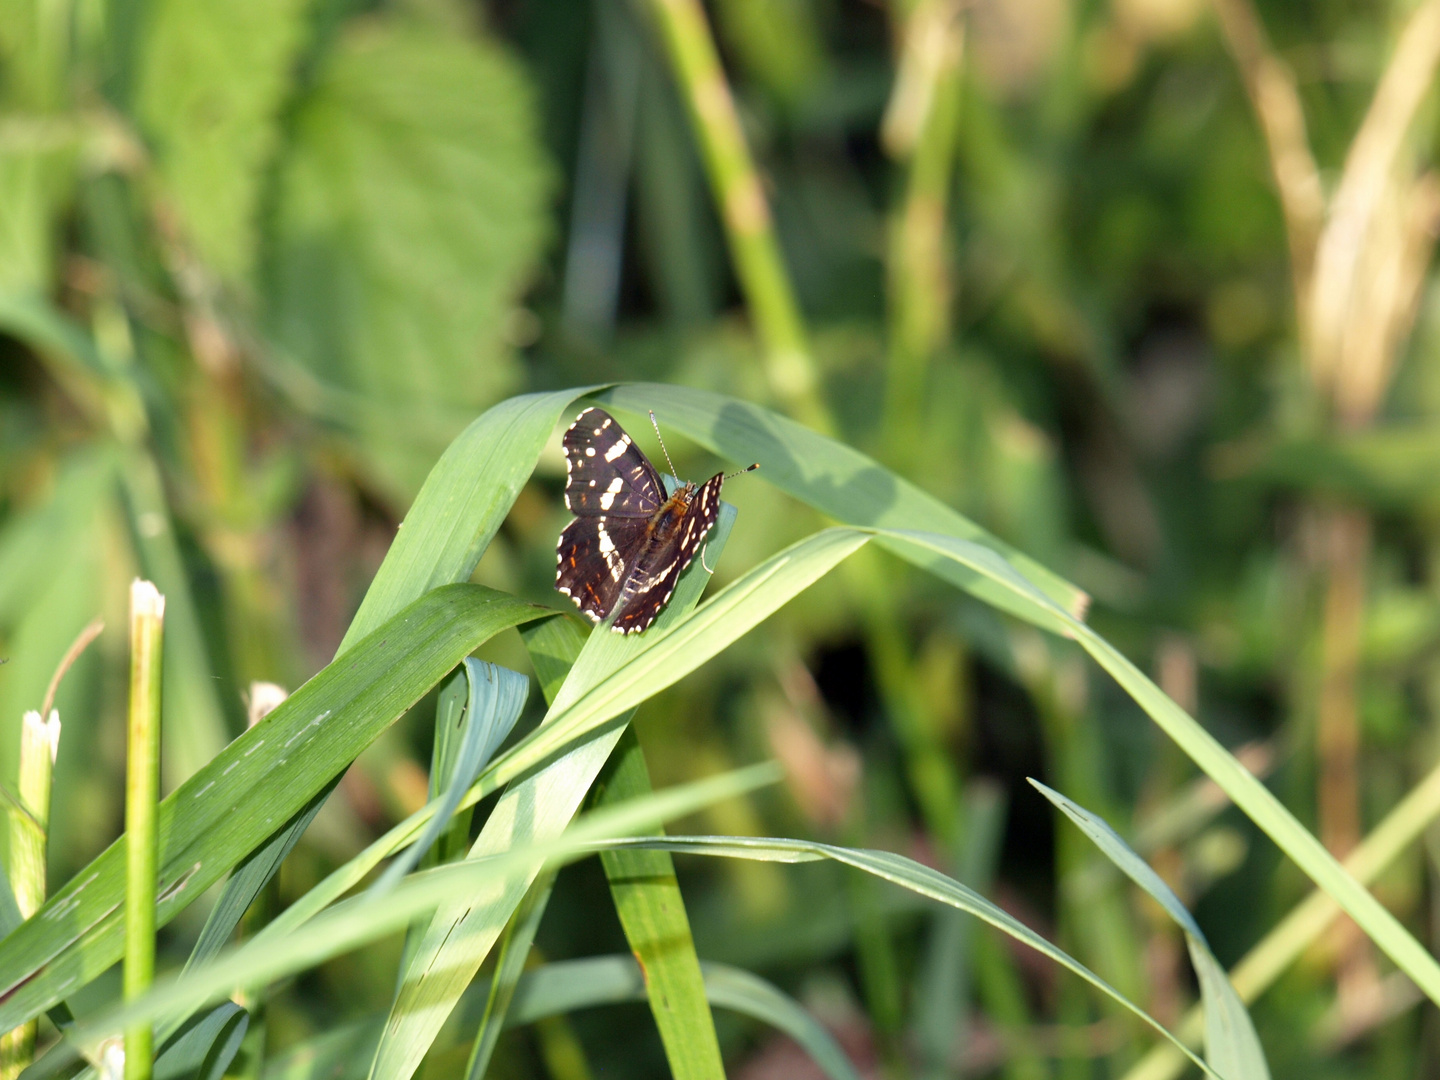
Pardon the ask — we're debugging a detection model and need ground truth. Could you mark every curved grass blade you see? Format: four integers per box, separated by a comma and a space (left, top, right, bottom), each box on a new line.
257, 953, 859, 1080
1030, 780, 1270, 1080
876, 526, 1440, 1007
594, 383, 1088, 620
368, 497, 740, 1080
600, 835, 1218, 1077
508, 956, 861, 1080
370, 659, 528, 895
0, 585, 544, 1029
54, 764, 781, 1060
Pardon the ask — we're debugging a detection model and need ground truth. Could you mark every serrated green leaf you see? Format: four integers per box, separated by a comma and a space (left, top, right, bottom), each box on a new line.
136, 0, 308, 280
264, 20, 553, 496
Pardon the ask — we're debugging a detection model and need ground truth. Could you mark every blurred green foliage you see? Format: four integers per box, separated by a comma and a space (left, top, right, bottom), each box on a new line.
6, 0, 1440, 1076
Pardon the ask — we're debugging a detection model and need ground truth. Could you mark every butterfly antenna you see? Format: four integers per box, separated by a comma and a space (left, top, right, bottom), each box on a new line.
724, 463, 760, 481
649, 410, 680, 478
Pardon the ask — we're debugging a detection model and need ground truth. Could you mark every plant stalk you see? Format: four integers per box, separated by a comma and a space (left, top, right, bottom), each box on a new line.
0, 709, 60, 1079
643, 0, 831, 434
124, 580, 166, 1080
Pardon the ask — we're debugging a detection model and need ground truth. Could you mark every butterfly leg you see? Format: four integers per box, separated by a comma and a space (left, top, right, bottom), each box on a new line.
701, 543, 715, 574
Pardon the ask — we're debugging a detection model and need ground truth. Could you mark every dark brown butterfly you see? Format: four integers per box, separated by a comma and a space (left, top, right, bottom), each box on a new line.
555, 407, 756, 634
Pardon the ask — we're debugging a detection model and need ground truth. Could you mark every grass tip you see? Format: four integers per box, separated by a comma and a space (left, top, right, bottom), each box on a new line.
129, 579, 165, 621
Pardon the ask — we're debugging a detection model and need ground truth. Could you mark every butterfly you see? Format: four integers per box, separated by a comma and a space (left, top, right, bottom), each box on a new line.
555, 407, 757, 634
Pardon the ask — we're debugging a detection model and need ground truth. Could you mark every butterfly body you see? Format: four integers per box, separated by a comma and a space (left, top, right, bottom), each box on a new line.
555, 407, 739, 634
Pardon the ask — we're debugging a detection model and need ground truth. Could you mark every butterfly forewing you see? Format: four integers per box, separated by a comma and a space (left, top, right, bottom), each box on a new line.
563, 408, 665, 517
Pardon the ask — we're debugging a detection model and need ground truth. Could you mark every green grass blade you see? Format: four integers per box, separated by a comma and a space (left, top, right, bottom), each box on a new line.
1031, 781, 1270, 1080
461, 872, 556, 1080
367, 496, 740, 1080
913, 783, 1006, 1076
602, 835, 1218, 1077
256, 953, 859, 1080
0, 585, 543, 1029
151, 1003, 248, 1080
55, 765, 781, 1059
874, 526, 1440, 1007
508, 956, 862, 1080
525, 613, 725, 1080
591, 730, 725, 1080
594, 383, 1088, 620
338, 388, 600, 653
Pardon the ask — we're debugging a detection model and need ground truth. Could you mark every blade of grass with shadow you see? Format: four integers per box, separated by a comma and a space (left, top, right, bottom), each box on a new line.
594, 383, 1087, 622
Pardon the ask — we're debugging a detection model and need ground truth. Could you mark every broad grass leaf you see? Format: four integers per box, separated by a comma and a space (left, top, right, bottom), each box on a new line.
528, 615, 725, 1080
1031, 781, 1270, 1080
368, 497, 740, 1079
593, 383, 1088, 622
339, 388, 599, 653
136, 0, 307, 280
264, 21, 552, 498
0, 585, 543, 1029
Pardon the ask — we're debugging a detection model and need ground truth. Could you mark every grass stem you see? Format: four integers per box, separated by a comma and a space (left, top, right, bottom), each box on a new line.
124, 580, 165, 1080
642, 0, 831, 434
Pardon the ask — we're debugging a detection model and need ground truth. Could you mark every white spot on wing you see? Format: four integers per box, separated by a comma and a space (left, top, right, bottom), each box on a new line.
599, 476, 623, 510
585, 447, 596, 457
604, 435, 631, 462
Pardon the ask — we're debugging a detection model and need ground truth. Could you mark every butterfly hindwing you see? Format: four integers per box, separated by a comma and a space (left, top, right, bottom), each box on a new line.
609, 473, 725, 634
563, 408, 665, 517
555, 514, 650, 623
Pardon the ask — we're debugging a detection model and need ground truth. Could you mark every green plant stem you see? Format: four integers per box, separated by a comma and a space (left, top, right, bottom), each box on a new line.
0, 709, 58, 1079
642, 0, 831, 434
124, 580, 165, 1080
884, 0, 965, 451
1118, 752, 1440, 1080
